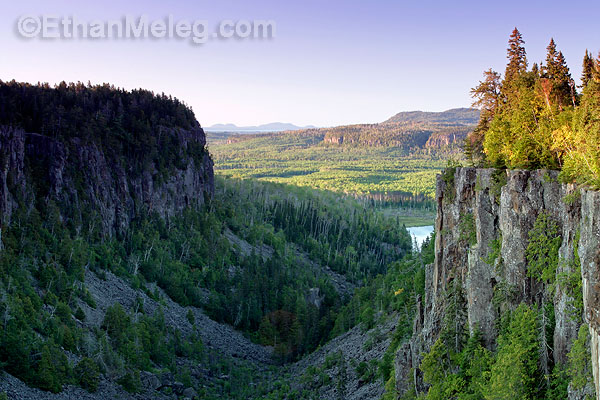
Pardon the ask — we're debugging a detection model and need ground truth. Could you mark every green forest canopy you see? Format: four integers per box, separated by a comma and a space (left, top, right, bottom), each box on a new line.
467, 28, 600, 189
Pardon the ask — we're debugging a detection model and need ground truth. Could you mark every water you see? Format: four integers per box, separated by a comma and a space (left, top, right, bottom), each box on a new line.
407, 225, 434, 250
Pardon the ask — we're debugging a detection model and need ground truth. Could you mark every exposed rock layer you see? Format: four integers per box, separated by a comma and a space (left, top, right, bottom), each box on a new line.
0, 125, 214, 236
396, 168, 600, 400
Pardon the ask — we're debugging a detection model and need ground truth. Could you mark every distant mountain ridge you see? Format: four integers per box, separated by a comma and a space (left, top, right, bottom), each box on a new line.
209, 109, 479, 133
319, 108, 480, 149
207, 122, 317, 132
219, 108, 481, 151
384, 107, 480, 125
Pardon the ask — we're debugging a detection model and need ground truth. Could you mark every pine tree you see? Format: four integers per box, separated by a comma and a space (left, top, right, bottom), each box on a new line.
471, 69, 502, 116
592, 52, 600, 82
37, 345, 61, 393
581, 50, 595, 88
542, 39, 574, 109
484, 304, 541, 400
469, 69, 502, 165
504, 28, 528, 89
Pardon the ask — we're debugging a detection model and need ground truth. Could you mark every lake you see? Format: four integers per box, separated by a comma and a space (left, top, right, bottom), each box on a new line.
406, 225, 434, 250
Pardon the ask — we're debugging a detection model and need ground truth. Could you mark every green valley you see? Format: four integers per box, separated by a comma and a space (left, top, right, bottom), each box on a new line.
208, 108, 479, 226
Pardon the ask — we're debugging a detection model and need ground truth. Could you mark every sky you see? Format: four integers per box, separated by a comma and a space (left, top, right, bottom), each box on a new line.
1, 0, 599, 127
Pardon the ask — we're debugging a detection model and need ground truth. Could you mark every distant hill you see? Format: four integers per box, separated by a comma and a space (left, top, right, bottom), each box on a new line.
319, 108, 480, 149
321, 123, 473, 149
207, 122, 317, 132
384, 108, 480, 125
221, 109, 480, 150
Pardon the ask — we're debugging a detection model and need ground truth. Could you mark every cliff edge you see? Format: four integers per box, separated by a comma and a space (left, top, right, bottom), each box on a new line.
396, 167, 600, 399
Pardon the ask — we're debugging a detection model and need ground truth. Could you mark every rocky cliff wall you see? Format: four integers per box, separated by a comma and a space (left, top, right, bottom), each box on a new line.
581, 191, 600, 399
396, 167, 600, 399
0, 125, 214, 236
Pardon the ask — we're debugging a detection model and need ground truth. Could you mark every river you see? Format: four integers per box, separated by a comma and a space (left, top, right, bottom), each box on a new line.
406, 225, 434, 250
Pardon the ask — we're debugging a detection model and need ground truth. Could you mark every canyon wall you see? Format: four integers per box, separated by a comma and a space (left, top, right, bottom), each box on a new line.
396, 167, 600, 399
0, 125, 214, 236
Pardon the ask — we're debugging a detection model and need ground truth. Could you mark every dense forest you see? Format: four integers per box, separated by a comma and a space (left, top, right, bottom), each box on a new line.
0, 176, 412, 397
0, 80, 208, 179
0, 82, 419, 399
208, 110, 477, 220
467, 28, 600, 189
210, 129, 443, 210
321, 124, 473, 148
384, 109, 480, 125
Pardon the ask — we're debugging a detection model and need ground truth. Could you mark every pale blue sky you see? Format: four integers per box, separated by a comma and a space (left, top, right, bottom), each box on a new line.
1, 0, 598, 127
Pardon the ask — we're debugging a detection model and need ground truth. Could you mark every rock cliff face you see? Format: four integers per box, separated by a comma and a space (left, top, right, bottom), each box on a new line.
396, 167, 600, 399
581, 192, 600, 399
0, 125, 214, 236
423, 131, 464, 149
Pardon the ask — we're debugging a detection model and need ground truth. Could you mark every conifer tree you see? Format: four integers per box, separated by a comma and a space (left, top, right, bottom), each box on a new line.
471, 69, 502, 116
594, 52, 600, 82
531, 62, 540, 77
37, 345, 61, 393
484, 304, 541, 400
468, 69, 502, 165
503, 28, 528, 91
556, 51, 576, 107
544, 39, 559, 77
542, 39, 574, 109
581, 50, 595, 88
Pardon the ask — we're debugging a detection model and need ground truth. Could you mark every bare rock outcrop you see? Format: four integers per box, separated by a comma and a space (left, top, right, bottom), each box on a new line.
0, 125, 214, 236
396, 168, 600, 399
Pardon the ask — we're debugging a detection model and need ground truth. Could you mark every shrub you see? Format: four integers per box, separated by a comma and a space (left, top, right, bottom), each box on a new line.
117, 370, 141, 393
458, 212, 477, 246
74, 358, 100, 393
484, 235, 502, 266
568, 324, 594, 391
186, 309, 195, 325
526, 212, 561, 284
74, 307, 86, 321
490, 169, 507, 205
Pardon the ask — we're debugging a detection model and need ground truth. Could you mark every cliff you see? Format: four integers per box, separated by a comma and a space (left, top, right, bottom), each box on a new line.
0, 124, 214, 236
396, 167, 600, 399
0, 81, 215, 237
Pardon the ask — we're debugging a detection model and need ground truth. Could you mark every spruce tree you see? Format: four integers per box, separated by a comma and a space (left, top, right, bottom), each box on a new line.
37, 345, 61, 393
581, 50, 595, 88
531, 62, 540, 78
471, 69, 502, 116
484, 304, 541, 400
542, 39, 574, 109
595, 51, 600, 82
469, 69, 502, 165
504, 28, 528, 90
544, 39, 559, 77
